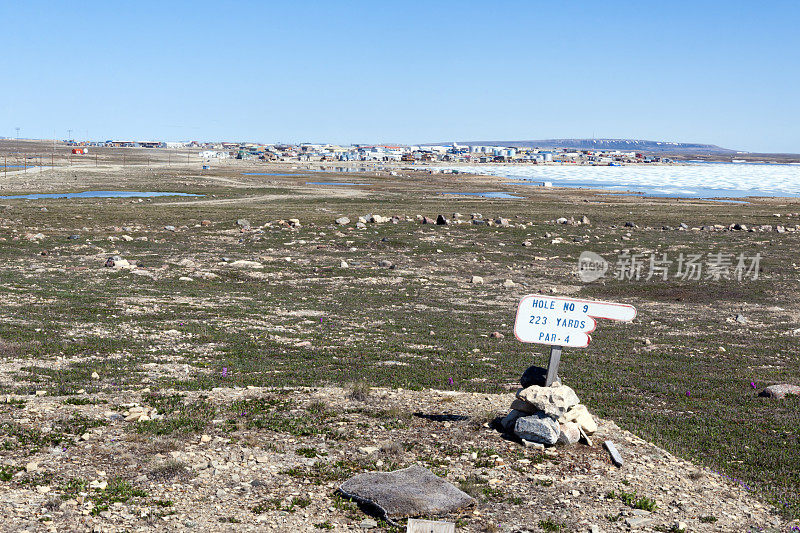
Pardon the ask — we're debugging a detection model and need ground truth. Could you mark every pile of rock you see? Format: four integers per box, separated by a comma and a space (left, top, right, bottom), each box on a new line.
500, 381, 597, 447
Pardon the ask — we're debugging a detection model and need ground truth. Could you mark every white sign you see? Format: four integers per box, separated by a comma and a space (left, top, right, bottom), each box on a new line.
514, 295, 636, 348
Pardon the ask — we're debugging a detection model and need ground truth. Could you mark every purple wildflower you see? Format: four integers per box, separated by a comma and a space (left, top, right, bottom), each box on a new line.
222, 367, 228, 377
447, 378, 454, 386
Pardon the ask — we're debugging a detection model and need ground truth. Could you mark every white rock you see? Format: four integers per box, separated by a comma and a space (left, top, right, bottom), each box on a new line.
564, 404, 597, 434
470, 275, 484, 284
517, 384, 580, 419
557, 422, 581, 445
228, 260, 263, 269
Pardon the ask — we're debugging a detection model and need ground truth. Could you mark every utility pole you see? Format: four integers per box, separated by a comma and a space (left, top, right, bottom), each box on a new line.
15, 127, 20, 139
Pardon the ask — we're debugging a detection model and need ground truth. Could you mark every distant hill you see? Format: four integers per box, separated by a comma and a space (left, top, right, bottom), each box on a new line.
449, 138, 739, 154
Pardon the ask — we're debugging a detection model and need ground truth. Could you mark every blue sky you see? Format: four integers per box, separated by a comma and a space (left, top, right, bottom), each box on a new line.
1, 1, 798, 152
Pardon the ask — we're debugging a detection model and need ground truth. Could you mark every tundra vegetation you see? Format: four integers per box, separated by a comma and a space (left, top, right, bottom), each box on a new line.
0, 140, 798, 531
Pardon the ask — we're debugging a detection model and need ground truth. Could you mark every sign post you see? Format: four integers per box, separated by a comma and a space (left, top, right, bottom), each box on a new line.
514, 295, 636, 386
545, 345, 562, 387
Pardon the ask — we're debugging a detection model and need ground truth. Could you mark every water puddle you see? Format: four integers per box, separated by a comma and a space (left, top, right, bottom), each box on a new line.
306, 182, 370, 186
440, 192, 523, 199
0, 191, 203, 200
241, 172, 296, 176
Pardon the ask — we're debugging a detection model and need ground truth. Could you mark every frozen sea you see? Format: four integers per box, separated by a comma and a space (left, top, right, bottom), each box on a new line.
444, 162, 800, 199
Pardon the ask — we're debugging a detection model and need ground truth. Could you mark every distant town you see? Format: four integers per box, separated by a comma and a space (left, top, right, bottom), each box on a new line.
61, 140, 671, 165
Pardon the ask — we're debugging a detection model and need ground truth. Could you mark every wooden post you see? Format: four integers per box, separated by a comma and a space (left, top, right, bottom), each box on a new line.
545, 345, 562, 387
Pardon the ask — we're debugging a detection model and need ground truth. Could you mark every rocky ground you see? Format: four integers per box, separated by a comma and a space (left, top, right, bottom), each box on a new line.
0, 385, 790, 533
0, 140, 799, 532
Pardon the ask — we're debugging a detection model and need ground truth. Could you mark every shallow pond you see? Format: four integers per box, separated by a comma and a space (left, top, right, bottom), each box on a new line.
440, 191, 523, 199
305, 182, 370, 186
0, 191, 203, 200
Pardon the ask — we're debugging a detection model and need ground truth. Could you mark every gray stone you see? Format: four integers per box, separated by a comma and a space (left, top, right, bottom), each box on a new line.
625, 517, 654, 528
516, 384, 579, 419
335, 217, 350, 225
339, 465, 474, 520
604, 440, 623, 466
499, 409, 525, 432
514, 413, 560, 445
236, 219, 250, 228
761, 383, 800, 399
359, 518, 378, 529
736, 314, 748, 324
164, 225, 176, 232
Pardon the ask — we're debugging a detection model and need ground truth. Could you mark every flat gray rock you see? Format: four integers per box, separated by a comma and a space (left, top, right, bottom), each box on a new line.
339, 465, 474, 520
514, 412, 560, 445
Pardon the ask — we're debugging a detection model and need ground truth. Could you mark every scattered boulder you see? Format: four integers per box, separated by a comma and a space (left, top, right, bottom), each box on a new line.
236, 219, 251, 228
339, 465, 474, 520
470, 275, 484, 284
436, 215, 448, 225
104, 256, 131, 269
335, 217, 350, 225
761, 384, 800, 399
228, 260, 263, 269
489, 331, 504, 339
